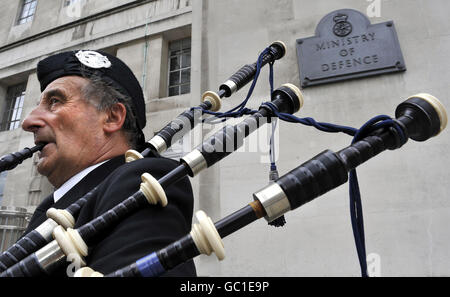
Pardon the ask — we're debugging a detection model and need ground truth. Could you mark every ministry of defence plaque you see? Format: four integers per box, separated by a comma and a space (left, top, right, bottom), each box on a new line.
296, 9, 406, 88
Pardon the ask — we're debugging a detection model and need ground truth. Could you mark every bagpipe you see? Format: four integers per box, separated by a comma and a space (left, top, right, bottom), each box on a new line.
0, 40, 446, 277
0, 41, 288, 274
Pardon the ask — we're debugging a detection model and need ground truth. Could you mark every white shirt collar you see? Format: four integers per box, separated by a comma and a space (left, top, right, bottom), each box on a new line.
53, 160, 108, 203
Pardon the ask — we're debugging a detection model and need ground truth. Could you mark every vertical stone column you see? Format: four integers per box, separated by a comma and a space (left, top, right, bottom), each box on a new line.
116, 35, 166, 101
190, 0, 222, 277
0, 83, 8, 206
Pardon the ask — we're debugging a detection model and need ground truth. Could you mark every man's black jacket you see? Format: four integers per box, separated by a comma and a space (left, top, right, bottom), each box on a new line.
24, 154, 197, 277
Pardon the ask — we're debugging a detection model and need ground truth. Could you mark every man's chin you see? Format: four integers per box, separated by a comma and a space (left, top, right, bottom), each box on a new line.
36, 159, 51, 177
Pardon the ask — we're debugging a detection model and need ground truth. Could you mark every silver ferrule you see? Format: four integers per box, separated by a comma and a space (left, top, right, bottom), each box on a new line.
148, 135, 167, 154
35, 218, 59, 242
253, 182, 291, 222
35, 240, 66, 272
222, 80, 238, 95
180, 149, 208, 177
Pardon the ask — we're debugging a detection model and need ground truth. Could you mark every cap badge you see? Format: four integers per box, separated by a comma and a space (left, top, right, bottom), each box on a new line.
75, 50, 112, 69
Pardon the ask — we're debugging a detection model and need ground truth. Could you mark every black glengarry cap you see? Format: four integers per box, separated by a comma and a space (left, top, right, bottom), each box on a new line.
37, 50, 146, 145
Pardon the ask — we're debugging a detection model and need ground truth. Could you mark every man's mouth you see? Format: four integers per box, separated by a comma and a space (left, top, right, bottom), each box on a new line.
35, 142, 47, 150
36, 141, 49, 148
35, 141, 53, 158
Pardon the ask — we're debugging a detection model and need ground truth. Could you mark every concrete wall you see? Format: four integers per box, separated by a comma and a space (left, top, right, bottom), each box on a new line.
190, 0, 450, 277
1, 0, 142, 47
0, 0, 448, 277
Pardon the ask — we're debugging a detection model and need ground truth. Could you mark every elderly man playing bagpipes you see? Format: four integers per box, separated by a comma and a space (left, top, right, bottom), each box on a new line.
10, 50, 196, 277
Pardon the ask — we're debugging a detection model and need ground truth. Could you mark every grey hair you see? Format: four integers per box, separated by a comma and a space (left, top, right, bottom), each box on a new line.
80, 74, 141, 149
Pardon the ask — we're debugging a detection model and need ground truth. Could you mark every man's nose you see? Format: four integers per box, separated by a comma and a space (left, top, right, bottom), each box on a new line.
22, 105, 46, 133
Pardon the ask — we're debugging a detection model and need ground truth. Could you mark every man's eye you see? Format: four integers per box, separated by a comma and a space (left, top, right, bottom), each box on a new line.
49, 98, 60, 105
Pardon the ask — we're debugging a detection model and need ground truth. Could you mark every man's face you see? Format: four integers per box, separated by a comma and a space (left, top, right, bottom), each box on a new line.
22, 76, 108, 188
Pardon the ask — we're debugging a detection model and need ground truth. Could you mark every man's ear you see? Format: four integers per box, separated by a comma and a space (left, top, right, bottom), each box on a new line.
103, 102, 127, 133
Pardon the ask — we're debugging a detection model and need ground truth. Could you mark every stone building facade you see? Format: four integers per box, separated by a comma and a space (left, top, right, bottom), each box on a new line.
0, 0, 449, 276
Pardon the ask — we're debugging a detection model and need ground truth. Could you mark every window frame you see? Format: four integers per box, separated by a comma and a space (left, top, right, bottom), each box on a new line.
17, 0, 38, 25
0, 84, 26, 132
167, 37, 191, 97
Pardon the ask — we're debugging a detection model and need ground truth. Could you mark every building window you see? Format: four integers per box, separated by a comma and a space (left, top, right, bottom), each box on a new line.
0, 84, 26, 132
168, 38, 191, 97
17, 0, 37, 25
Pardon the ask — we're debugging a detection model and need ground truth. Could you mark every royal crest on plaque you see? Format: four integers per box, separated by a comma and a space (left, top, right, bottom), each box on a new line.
333, 13, 353, 37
